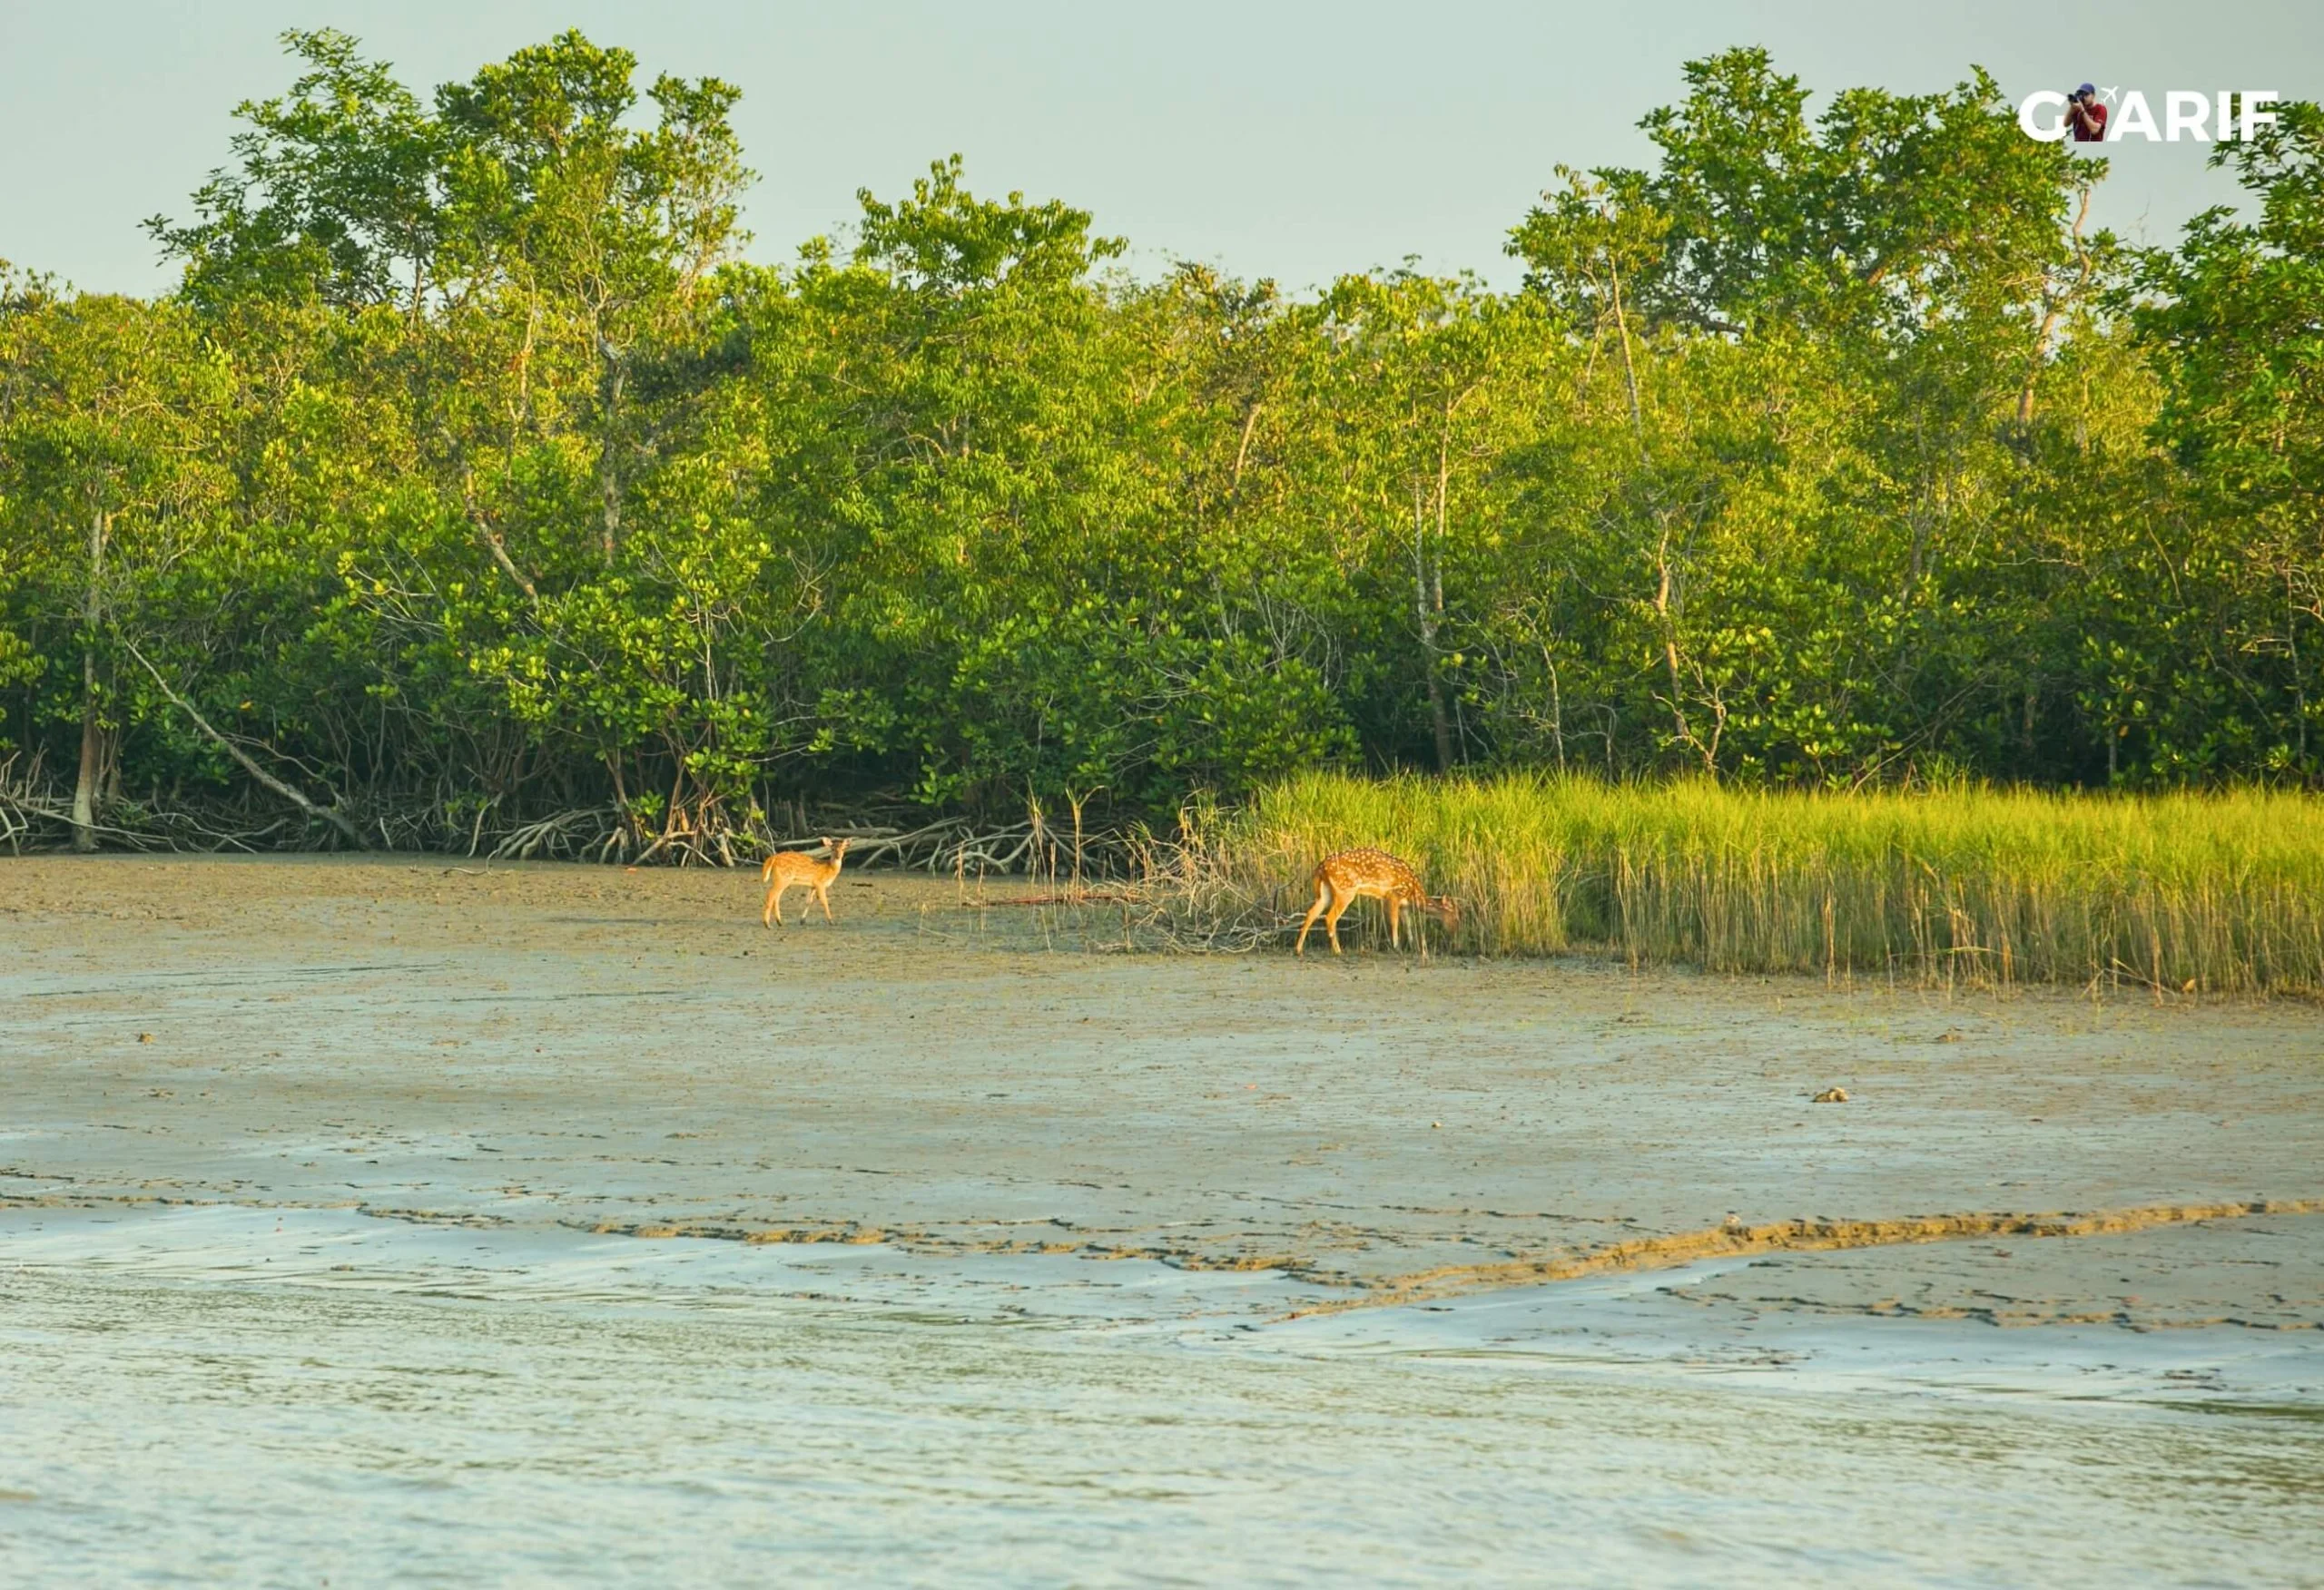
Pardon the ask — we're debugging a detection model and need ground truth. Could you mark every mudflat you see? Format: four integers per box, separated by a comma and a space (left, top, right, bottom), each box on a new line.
6, 855, 2323, 1585
4, 854, 2319, 1301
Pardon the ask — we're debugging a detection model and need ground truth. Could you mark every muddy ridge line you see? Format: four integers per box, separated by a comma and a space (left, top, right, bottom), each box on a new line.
548, 1197, 2324, 1321
4, 855, 2320, 1302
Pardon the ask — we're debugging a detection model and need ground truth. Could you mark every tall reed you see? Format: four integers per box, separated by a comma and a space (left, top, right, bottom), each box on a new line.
1189, 771, 2324, 993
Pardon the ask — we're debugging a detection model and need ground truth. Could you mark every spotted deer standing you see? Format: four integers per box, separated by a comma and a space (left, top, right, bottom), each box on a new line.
762, 837, 850, 927
1295, 847, 1461, 957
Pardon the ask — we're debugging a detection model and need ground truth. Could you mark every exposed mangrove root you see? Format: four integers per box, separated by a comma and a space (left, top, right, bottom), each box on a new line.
489, 808, 624, 862
0, 770, 1074, 880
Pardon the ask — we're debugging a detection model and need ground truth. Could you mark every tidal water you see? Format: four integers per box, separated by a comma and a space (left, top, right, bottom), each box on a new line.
4, 1206, 2319, 1586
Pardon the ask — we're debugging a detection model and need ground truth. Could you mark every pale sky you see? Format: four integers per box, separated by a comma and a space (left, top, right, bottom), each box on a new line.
4, 0, 2319, 298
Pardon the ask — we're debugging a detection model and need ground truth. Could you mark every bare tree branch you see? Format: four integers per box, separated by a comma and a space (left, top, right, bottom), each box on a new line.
124, 642, 370, 849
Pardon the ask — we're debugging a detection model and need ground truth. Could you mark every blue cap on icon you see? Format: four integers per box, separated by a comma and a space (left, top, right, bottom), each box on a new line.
2077, 83, 2096, 96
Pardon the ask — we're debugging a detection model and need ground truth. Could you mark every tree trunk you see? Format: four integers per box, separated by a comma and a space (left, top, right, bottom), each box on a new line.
2018, 185, 2094, 428
1607, 260, 1647, 462
597, 339, 626, 565
1413, 482, 1455, 772
1541, 644, 1567, 774
68, 507, 108, 852
71, 654, 102, 852
1652, 516, 1709, 774
2288, 572, 2309, 764
1432, 432, 1455, 767
1230, 400, 1262, 493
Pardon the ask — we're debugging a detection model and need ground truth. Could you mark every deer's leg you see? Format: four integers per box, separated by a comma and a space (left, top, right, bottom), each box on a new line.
763, 884, 781, 928
817, 881, 834, 923
1295, 879, 1331, 957
1324, 893, 1351, 955
1387, 896, 1402, 950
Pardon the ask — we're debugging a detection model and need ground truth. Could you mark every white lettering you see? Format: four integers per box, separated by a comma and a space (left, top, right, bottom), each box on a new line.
2111, 90, 2160, 142
2030, 87, 2285, 148
2166, 91, 2210, 142
2241, 91, 2280, 142
2019, 89, 2069, 142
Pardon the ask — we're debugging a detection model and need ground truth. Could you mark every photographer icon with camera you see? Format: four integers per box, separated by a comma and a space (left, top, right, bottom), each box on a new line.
2066, 83, 2109, 142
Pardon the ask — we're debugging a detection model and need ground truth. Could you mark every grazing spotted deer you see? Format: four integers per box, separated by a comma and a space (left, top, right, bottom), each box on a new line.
762, 837, 851, 927
1295, 847, 1461, 957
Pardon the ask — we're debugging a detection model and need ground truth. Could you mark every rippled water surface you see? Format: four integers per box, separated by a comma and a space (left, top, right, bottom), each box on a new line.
5, 1208, 2319, 1587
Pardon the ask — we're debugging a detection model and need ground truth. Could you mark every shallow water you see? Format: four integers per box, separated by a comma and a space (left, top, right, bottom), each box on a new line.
5, 1207, 2319, 1587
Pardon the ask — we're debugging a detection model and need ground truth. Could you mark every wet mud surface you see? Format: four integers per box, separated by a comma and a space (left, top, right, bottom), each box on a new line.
6, 855, 2320, 1291
4, 856, 2321, 1584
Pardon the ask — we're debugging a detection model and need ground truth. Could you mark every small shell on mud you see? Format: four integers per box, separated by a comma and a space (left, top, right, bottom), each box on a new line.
1811, 1086, 1849, 1104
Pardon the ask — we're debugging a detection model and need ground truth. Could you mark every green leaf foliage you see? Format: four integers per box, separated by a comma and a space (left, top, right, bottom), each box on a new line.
3, 38, 2317, 851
